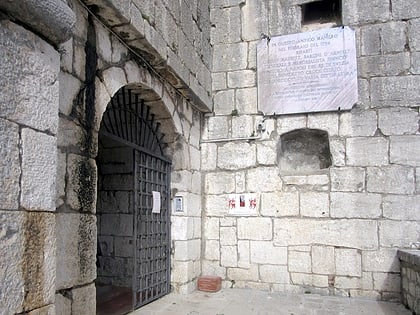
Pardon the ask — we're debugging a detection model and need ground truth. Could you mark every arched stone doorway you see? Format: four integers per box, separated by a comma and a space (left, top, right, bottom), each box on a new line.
96, 86, 172, 314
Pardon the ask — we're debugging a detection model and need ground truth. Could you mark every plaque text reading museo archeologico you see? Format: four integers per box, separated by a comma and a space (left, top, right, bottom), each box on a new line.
257, 26, 358, 115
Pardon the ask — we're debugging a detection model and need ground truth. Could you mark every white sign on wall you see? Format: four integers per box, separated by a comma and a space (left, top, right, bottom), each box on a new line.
228, 193, 257, 216
257, 26, 358, 115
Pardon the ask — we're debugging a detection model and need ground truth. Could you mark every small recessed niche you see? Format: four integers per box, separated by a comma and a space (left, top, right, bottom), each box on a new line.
278, 129, 332, 174
301, 0, 341, 26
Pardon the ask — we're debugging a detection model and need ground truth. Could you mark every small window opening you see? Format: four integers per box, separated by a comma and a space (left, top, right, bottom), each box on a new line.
301, 0, 341, 26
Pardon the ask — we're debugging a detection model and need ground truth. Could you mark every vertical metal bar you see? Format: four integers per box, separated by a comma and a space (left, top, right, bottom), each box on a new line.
132, 150, 138, 309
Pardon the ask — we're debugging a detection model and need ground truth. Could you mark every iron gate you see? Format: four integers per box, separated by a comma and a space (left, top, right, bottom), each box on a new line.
100, 87, 171, 309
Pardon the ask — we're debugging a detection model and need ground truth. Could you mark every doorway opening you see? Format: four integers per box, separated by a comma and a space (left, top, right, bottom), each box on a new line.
96, 87, 172, 314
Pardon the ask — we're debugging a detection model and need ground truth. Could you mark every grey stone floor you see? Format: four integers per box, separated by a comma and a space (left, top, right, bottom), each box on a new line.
130, 289, 412, 315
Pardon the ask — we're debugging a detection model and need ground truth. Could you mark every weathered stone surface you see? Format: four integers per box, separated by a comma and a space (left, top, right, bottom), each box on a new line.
274, 219, 378, 250
247, 167, 282, 192
0, 211, 24, 314
55, 293, 71, 315
221, 245, 238, 267
205, 172, 236, 194
342, 0, 390, 24
213, 42, 248, 71
218, 142, 256, 170
367, 166, 415, 194
213, 90, 235, 115
250, 241, 287, 264
312, 246, 335, 275
231, 115, 254, 138
0, 20, 60, 133
379, 221, 420, 247
300, 192, 329, 218
220, 227, 237, 245
241, 0, 268, 41
336, 248, 362, 277
21, 129, 56, 211
18, 212, 56, 312
346, 137, 388, 166
228, 70, 256, 88
71, 283, 95, 315
373, 273, 400, 292
205, 240, 220, 260
27, 304, 55, 315
330, 193, 382, 219
379, 108, 418, 136
371, 76, 420, 108
174, 240, 201, 261
383, 195, 420, 221
390, 136, 420, 166
66, 154, 97, 213
227, 265, 259, 282
260, 265, 289, 283
204, 116, 229, 140
392, 0, 420, 19
236, 87, 258, 114
330, 138, 346, 167
0, 119, 20, 210
261, 191, 299, 217
339, 110, 377, 137
331, 167, 365, 192
56, 213, 96, 290
210, 7, 241, 45
362, 249, 399, 273
59, 72, 81, 116
359, 53, 410, 77
289, 250, 311, 273
172, 261, 194, 283
237, 218, 272, 240
307, 113, 339, 137
238, 240, 250, 268
256, 142, 277, 165
282, 174, 329, 191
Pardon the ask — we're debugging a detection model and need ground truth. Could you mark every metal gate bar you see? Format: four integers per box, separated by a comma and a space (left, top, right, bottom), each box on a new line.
133, 150, 171, 308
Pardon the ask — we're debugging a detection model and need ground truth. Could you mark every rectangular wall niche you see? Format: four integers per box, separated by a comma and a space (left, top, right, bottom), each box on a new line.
257, 26, 357, 115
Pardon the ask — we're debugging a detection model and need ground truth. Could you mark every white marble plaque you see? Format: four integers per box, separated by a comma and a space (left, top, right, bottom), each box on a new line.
257, 26, 358, 115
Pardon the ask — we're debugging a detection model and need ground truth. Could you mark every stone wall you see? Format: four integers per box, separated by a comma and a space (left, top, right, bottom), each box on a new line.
202, 0, 420, 300
55, 0, 205, 313
82, 0, 212, 111
398, 250, 420, 314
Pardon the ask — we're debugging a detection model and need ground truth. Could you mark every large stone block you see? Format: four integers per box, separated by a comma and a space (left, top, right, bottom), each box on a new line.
220, 227, 237, 245
213, 89, 235, 115
346, 137, 388, 166
236, 87, 258, 114
205, 172, 236, 194
171, 261, 194, 283
330, 193, 382, 219
409, 18, 420, 51
312, 246, 335, 275
237, 217, 272, 240
331, 167, 365, 192
228, 70, 256, 89
0, 20, 60, 134
358, 53, 410, 77
339, 110, 377, 137
336, 248, 362, 277
227, 265, 259, 282
373, 273, 401, 292
218, 142, 256, 170
203, 116, 229, 139
205, 194, 229, 217
71, 283, 95, 315
56, 213, 96, 290
307, 113, 339, 136
250, 241, 287, 264
212, 42, 248, 71
362, 249, 400, 273
260, 191, 299, 217
379, 108, 418, 136
383, 195, 420, 221
260, 265, 289, 284
55, 293, 71, 315
390, 136, 420, 166
238, 240, 250, 268
289, 250, 311, 273
256, 141, 277, 165
202, 260, 226, 278
274, 219, 378, 250
204, 240, 220, 260
371, 76, 420, 107
300, 192, 329, 218
392, 0, 420, 19
21, 129, 56, 211
342, 0, 390, 24
379, 221, 420, 247
0, 119, 20, 210
231, 115, 254, 138
246, 167, 282, 192
367, 166, 415, 194
210, 7, 241, 45
221, 245, 238, 267
0, 211, 24, 314
66, 154, 98, 213
174, 239, 201, 261
171, 216, 194, 240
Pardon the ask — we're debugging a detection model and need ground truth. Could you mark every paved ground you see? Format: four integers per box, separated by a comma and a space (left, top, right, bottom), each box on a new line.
130, 288, 412, 315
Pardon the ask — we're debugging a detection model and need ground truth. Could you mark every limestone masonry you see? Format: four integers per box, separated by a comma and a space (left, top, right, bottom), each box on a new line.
0, 0, 419, 314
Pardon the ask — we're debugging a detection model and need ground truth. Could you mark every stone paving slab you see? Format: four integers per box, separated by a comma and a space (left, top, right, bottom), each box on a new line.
130, 289, 412, 315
